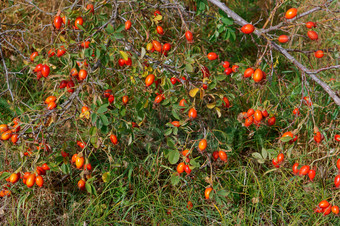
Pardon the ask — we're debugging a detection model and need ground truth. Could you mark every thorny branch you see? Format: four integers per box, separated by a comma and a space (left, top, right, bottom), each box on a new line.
207, 0, 340, 106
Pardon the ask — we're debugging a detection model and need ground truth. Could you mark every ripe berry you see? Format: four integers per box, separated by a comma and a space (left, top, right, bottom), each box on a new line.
277, 153, 284, 163
308, 169, 316, 181
201, 66, 210, 78
122, 96, 129, 105
45, 96, 56, 104
78, 179, 85, 190
212, 151, 219, 161
171, 121, 180, 127
285, 8, 297, 19
26, 174, 36, 188
75, 157, 85, 169
204, 187, 213, 199
272, 158, 279, 168
314, 50, 324, 58
185, 31, 193, 42
299, 165, 310, 175
253, 69, 264, 82
229, 66, 238, 74
86, 4, 94, 13
184, 165, 191, 175
207, 52, 218, 61
57, 47, 66, 57
177, 162, 185, 174
198, 139, 207, 151
319, 200, 330, 209
179, 99, 187, 108
307, 30, 318, 40
152, 40, 162, 52
48, 49, 55, 57
9, 173, 19, 184
75, 17, 84, 30
30, 52, 38, 62
145, 74, 155, 87
41, 65, 50, 78
218, 151, 227, 162
254, 110, 263, 122
110, 134, 118, 145
125, 20, 131, 30
170, 77, 177, 85
35, 175, 44, 187
292, 163, 299, 175
188, 108, 197, 119
306, 21, 316, 28
222, 61, 230, 69
47, 102, 57, 110
156, 26, 164, 35
241, 24, 255, 34
292, 108, 300, 115
78, 69, 88, 81
278, 35, 289, 43
163, 43, 171, 52
224, 67, 232, 75
331, 206, 339, 215
244, 68, 254, 78
223, 97, 230, 108
54, 16, 62, 30
335, 175, 340, 188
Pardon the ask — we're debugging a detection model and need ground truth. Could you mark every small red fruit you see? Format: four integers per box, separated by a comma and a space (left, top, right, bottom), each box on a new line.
185, 31, 193, 42
222, 61, 230, 69
54, 16, 62, 30
75, 17, 84, 30
308, 169, 316, 181
315, 50, 324, 58
78, 69, 88, 81
307, 30, 318, 40
188, 108, 197, 119
207, 52, 218, 61
278, 35, 289, 43
198, 139, 207, 151
41, 65, 50, 78
224, 67, 232, 75
331, 206, 339, 215
125, 20, 131, 30
30, 52, 38, 62
110, 134, 118, 145
241, 24, 255, 34
156, 26, 164, 35
78, 179, 85, 190
177, 162, 185, 174
212, 151, 219, 161
306, 21, 316, 29
145, 74, 155, 87
335, 175, 340, 188
218, 151, 227, 162
292, 163, 299, 175
285, 8, 297, 19
244, 68, 254, 78
299, 165, 310, 175
204, 187, 213, 199
86, 4, 94, 13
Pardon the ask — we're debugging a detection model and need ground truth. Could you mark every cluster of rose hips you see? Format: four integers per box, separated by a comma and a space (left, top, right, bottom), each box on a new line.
212, 150, 228, 162
0, 118, 20, 144
240, 108, 275, 127
6, 163, 50, 190
71, 150, 92, 191
292, 163, 316, 181
176, 149, 192, 175
314, 200, 339, 216
103, 89, 114, 104
243, 68, 267, 83
45, 95, 57, 110
118, 57, 132, 67
272, 153, 285, 168
281, 131, 298, 143
33, 63, 50, 80
241, 8, 324, 59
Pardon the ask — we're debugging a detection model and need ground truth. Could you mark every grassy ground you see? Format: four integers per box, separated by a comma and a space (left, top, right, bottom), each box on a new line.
0, 0, 339, 225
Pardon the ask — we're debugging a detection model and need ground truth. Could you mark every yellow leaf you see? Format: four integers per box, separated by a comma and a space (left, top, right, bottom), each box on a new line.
119, 51, 129, 61
153, 15, 163, 23
102, 172, 110, 183
207, 102, 216, 109
189, 88, 199, 97
216, 107, 221, 118
60, 35, 67, 43
80, 111, 90, 119
130, 76, 135, 84
161, 77, 165, 86
200, 88, 204, 100
144, 99, 149, 108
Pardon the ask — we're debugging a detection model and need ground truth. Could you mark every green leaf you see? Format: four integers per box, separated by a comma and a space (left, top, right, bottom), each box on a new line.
167, 137, 176, 148
186, 64, 194, 73
170, 174, 180, 186
112, 32, 124, 39
97, 104, 109, 114
280, 136, 293, 142
85, 183, 97, 196
168, 149, 180, 164
217, 189, 228, 197
60, 163, 70, 174
91, 112, 98, 124
172, 110, 180, 120
100, 114, 109, 126
221, 17, 233, 26
164, 128, 172, 136
105, 24, 114, 34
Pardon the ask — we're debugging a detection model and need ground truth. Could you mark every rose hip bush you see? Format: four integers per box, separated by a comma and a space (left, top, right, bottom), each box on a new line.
0, 0, 339, 224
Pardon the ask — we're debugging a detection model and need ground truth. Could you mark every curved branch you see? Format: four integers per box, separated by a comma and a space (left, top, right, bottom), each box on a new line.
207, 0, 340, 106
